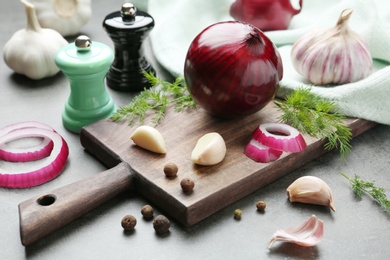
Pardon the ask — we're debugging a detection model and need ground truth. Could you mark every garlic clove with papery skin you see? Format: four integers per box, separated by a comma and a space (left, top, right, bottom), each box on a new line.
191, 132, 226, 166
291, 9, 373, 85
268, 215, 324, 248
3, 0, 68, 80
287, 176, 336, 211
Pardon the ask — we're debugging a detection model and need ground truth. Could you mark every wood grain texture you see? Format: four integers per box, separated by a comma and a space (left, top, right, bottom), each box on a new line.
18, 162, 134, 246
80, 100, 377, 227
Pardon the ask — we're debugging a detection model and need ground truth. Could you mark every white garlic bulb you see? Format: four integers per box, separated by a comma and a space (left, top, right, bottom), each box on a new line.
3, 0, 68, 80
291, 9, 372, 85
28, 0, 92, 37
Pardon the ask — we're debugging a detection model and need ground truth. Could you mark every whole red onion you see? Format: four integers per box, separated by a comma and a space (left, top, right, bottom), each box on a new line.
230, 0, 302, 31
184, 21, 283, 117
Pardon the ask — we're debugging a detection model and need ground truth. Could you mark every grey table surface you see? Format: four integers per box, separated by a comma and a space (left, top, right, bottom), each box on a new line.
1, 1, 390, 260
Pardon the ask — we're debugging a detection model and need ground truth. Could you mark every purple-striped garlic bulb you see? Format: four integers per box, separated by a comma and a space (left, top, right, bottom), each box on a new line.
291, 9, 372, 85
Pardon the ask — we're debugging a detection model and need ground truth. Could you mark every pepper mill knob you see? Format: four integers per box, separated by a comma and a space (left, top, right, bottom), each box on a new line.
121, 3, 137, 21
103, 3, 155, 92
55, 35, 116, 133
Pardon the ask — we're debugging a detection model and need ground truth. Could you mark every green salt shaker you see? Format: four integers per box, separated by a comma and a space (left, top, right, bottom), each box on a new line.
55, 35, 116, 133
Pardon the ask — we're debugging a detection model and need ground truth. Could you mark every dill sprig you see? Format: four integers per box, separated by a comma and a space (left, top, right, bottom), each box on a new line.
341, 172, 390, 215
110, 71, 198, 125
274, 87, 352, 158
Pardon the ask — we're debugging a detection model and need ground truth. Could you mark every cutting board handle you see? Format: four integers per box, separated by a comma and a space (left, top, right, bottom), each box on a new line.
18, 162, 134, 246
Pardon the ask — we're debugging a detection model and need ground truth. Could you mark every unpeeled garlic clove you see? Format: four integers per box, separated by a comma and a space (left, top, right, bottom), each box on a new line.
130, 125, 166, 154
191, 132, 226, 166
291, 9, 372, 85
268, 215, 324, 248
287, 176, 336, 211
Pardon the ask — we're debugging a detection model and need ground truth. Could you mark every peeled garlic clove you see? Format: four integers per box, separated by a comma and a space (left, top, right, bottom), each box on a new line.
130, 125, 166, 154
291, 9, 372, 85
191, 132, 226, 166
287, 176, 336, 211
268, 215, 324, 248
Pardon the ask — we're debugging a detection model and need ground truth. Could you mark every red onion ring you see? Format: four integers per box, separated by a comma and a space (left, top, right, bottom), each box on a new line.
252, 123, 307, 153
244, 138, 283, 163
0, 126, 69, 188
0, 121, 55, 162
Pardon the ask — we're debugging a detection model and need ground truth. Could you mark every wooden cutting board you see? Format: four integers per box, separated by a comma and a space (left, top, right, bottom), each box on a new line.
79, 100, 376, 227
18, 100, 376, 246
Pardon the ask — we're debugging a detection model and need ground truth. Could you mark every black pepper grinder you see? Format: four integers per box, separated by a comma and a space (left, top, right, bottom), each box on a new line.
103, 3, 155, 92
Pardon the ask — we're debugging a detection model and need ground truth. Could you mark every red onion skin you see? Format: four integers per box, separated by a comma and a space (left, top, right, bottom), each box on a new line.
184, 21, 283, 117
230, 0, 302, 31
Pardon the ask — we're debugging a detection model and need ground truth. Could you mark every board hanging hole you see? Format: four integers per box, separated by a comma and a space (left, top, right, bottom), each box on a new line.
37, 194, 56, 206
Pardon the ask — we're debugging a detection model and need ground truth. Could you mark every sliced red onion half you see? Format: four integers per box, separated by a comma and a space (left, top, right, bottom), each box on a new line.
0, 127, 69, 188
244, 138, 283, 163
252, 123, 307, 153
0, 121, 55, 162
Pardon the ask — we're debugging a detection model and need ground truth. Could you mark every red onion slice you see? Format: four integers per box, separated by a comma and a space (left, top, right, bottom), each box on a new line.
0, 138, 54, 162
0, 121, 55, 162
0, 128, 69, 188
252, 123, 307, 153
244, 138, 283, 163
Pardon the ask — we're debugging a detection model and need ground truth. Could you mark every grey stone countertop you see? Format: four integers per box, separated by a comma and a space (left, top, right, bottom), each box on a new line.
1, 1, 389, 259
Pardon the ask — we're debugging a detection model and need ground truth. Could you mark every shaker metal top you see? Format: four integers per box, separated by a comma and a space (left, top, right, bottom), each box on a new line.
75, 35, 92, 52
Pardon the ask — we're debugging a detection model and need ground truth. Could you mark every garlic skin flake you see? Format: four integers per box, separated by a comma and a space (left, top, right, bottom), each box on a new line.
3, 0, 68, 80
130, 125, 166, 154
268, 215, 324, 248
291, 9, 372, 85
287, 176, 336, 211
191, 132, 226, 166
29, 0, 92, 37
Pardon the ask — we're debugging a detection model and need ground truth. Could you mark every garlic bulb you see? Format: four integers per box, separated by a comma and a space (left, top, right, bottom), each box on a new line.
3, 0, 68, 80
291, 9, 373, 85
28, 0, 92, 36
268, 215, 324, 248
287, 176, 336, 211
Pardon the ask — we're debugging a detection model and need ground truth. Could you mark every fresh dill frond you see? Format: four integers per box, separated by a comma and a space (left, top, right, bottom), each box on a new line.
274, 87, 352, 158
341, 172, 390, 215
110, 71, 198, 125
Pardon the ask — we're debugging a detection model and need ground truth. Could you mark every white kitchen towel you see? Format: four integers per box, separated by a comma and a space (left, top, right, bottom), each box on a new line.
143, 0, 390, 125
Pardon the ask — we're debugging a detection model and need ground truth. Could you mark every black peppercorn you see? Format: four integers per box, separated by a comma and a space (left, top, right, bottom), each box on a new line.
180, 178, 195, 193
141, 204, 154, 219
121, 215, 137, 231
256, 200, 266, 211
164, 162, 178, 178
153, 215, 170, 234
